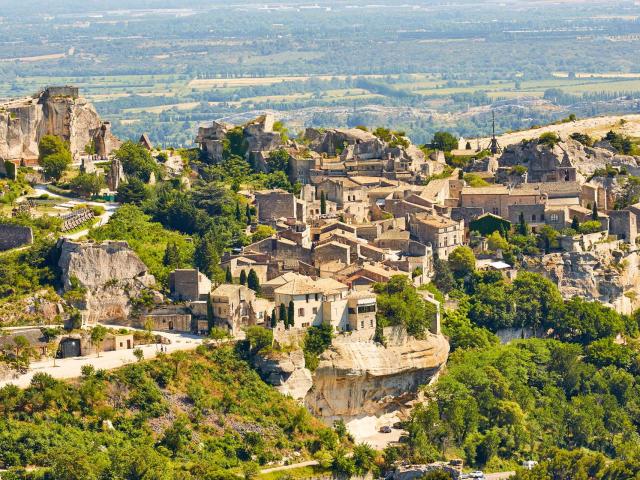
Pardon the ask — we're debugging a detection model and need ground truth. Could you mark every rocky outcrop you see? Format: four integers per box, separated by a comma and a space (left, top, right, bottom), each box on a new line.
524, 244, 640, 314
499, 137, 640, 182
304, 127, 385, 160
254, 349, 313, 401
57, 239, 158, 323
305, 328, 449, 423
0, 86, 120, 162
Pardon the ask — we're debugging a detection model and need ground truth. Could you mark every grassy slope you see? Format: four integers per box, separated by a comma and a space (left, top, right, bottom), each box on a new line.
0, 344, 337, 479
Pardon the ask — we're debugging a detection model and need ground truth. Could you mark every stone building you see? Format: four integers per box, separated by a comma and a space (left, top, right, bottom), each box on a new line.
254, 189, 301, 223
408, 212, 464, 259
169, 269, 212, 302
210, 284, 270, 336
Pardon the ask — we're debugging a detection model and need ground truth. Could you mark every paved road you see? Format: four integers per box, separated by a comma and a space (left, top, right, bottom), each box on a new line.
0, 327, 204, 388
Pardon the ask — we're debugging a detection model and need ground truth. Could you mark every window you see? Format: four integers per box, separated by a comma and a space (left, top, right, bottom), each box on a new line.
532, 214, 536, 221
306, 294, 309, 303
550, 213, 559, 222
358, 304, 376, 314
370, 319, 374, 327
299, 308, 305, 316
360, 321, 364, 329
312, 307, 318, 314
315, 293, 319, 301
302, 322, 309, 328
348, 307, 356, 314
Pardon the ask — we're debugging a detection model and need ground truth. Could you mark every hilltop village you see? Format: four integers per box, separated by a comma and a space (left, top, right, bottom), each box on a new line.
3, 87, 640, 478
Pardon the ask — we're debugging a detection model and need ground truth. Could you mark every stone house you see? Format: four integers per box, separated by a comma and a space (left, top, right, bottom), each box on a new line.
169, 269, 212, 302
210, 284, 267, 336
141, 306, 193, 332
408, 212, 464, 259
254, 189, 306, 223
609, 210, 637, 244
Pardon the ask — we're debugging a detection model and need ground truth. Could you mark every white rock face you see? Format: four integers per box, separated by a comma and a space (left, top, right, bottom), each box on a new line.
254, 349, 313, 401
0, 88, 119, 161
305, 328, 450, 423
57, 239, 157, 323
525, 246, 640, 314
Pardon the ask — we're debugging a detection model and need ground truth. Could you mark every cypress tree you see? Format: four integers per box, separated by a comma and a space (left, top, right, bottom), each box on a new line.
518, 212, 528, 236
279, 303, 288, 329
245, 204, 252, 224
239, 270, 247, 285
592, 202, 599, 220
288, 301, 295, 328
235, 202, 242, 222
194, 233, 220, 281
320, 191, 326, 215
247, 268, 260, 293
271, 308, 277, 328
225, 266, 232, 283
571, 216, 580, 231
163, 242, 180, 268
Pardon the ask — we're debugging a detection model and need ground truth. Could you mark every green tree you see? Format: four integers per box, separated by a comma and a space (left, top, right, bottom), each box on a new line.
225, 266, 233, 283
571, 215, 580, 231
246, 326, 273, 353
69, 172, 105, 198
266, 148, 290, 173
431, 131, 458, 152
133, 347, 144, 362
448, 246, 476, 278
38, 134, 69, 160
239, 270, 247, 286
288, 300, 295, 328
163, 242, 180, 268
161, 415, 192, 455
247, 268, 260, 293
194, 233, 224, 284
270, 308, 277, 328
116, 177, 150, 204
433, 259, 456, 294
320, 190, 327, 214
279, 303, 288, 327
90, 325, 108, 358
592, 201, 599, 220
579, 220, 602, 234
41, 152, 72, 181
518, 211, 529, 236
114, 141, 159, 182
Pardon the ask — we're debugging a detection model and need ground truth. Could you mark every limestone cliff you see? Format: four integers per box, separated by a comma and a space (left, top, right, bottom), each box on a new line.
57, 239, 158, 323
306, 328, 449, 423
499, 137, 640, 182
0, 86, 120, 162
524, 244, 640, 314
253, 350, 313, 401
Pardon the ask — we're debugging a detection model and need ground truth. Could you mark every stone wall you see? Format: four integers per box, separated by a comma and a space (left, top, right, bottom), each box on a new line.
0, 223, 33, 251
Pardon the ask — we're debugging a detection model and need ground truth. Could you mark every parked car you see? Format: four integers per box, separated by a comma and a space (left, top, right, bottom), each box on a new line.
379, 425, 392, 433
522, 460, 538, 470
469, 471, 485, 479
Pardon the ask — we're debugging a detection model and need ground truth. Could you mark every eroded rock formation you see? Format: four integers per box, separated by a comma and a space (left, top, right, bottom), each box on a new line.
499, 137, 640, 182
0, 86, 120, 162
253, 349, 313, 401
524, 245, 640, 314
305, 328, 449, 423
57, 239, 158, 323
